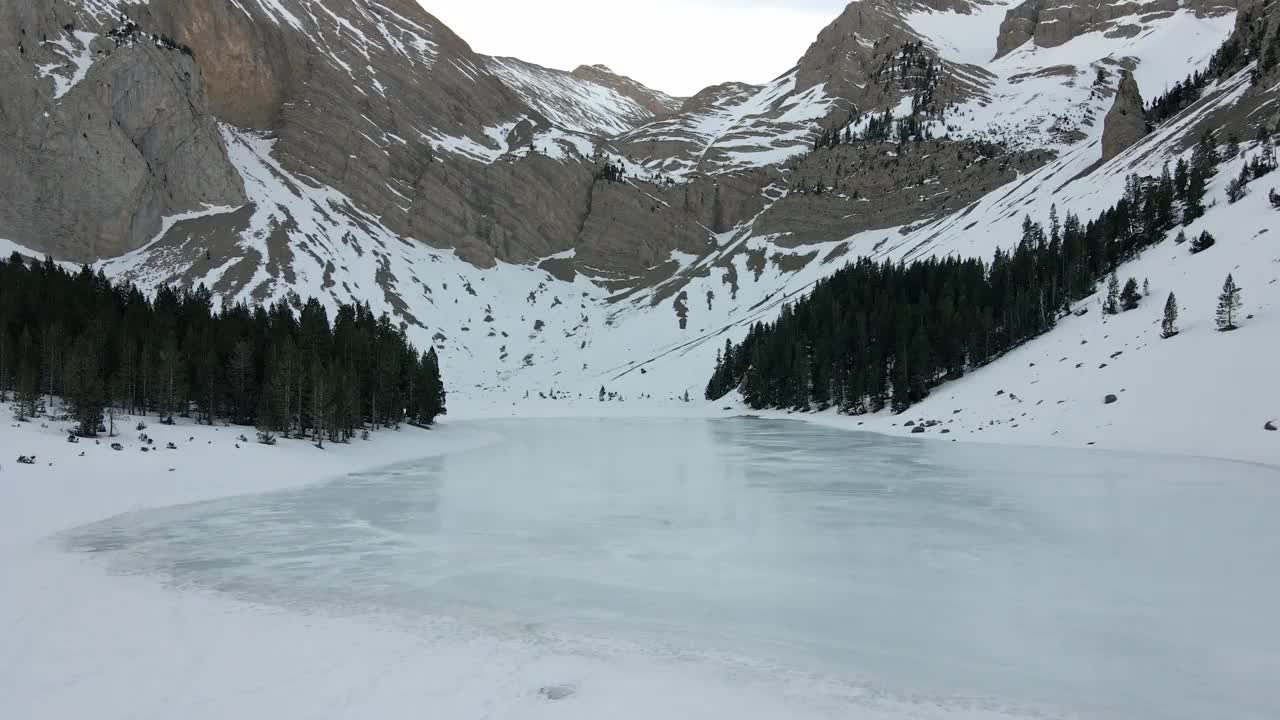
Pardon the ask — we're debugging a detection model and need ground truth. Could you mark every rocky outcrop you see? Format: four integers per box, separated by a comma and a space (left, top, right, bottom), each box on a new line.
0, 0, 694, 270
753, 139, 1054, 246
995, 0, 1239, 59
794, 0, 988, 110
0, 1, 245, 261
146, 0, 294, 130
1101, 70, 1147, 161
995, 0, 1043, 58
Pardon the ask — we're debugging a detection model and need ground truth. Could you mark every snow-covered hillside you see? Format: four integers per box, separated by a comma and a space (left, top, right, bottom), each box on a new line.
6, 0, 1275, 465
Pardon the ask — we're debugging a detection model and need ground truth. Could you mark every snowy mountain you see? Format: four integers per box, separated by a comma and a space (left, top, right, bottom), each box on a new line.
2, 0, 1277, 458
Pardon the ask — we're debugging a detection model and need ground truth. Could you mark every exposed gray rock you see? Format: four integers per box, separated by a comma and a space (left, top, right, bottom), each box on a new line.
1104, 394, 1118, 404
538, 684, 576, 701
1101, 70, 1147, 161
0, 2, 245, 261
995, 0, 1238, 59
753, 140, 1053, 246
571, 64, 684, 118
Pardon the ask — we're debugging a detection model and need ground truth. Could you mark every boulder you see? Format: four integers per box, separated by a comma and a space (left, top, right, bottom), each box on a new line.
1104, 394, 1118, 405
538, 685, 576, 701
1266, 420, 1277, 431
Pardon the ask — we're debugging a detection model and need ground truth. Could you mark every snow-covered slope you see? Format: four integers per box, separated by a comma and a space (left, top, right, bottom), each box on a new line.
8, 0, 1276, 465
612, 73, 837, 178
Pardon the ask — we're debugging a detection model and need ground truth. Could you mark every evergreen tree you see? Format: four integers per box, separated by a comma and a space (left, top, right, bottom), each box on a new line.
1142, 278, 1151, 296
1104, 272, 1121, 315
63, 334, 105, 436
1120, 277, 1142, 311
1189, 230, 1216, 254
1183, 165, 1207, 224
1161, 292, 1179, 338
703, 155, 1250, 415
1216, 274, 1243, 331
1226, 170, 1248, 203
14, 359, 40, 422
0, 256, 444, 436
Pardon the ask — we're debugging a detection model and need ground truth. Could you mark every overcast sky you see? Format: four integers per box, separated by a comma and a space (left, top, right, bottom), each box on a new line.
422, 0, 850, 97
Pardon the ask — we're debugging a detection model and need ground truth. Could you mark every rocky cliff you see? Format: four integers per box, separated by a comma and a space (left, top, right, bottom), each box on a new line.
0, 0, 244, 260
995, 0, 1238, 58
1, 0, 1270, 394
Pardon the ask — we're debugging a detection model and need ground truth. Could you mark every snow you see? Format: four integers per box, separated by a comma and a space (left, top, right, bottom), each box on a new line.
906, 0, 1015, 65
38, 30, 99, 100
36, 0, 1271, 472
4, 412, 1279, 719
487, 57, 657, 137
619, 73, 834, 177
0, 237, 62, 263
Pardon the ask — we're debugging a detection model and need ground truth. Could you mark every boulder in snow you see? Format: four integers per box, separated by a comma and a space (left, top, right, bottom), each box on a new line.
1104, 394, 1118, 405
539, 685, 576, 701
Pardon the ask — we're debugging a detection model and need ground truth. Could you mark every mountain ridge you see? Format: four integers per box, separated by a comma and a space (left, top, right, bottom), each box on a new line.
2, 0, 1277, 421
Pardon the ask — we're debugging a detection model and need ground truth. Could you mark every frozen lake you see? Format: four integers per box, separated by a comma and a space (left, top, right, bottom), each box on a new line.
65, 418, 1280, 720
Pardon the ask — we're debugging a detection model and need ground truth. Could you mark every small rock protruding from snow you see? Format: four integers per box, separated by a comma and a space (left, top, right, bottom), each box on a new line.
538, 684, 576, 701
1104, 394, 1119, 405
1266, 420, 1277, 432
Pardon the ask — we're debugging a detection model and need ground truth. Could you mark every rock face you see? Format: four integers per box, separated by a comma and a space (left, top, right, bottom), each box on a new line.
0, 0, 245, 260
0, 0, 688, 270
570, 64, 684, 118
755, 140, 1053, 245
793, 0, 989, 112
0, 0, 1258, 323
995, 0, 1239, 59
1101, 70, 1148, 161
995, 0, 1043, 58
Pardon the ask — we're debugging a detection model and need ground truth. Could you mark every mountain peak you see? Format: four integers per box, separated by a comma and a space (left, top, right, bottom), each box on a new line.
570, 63, 684, 117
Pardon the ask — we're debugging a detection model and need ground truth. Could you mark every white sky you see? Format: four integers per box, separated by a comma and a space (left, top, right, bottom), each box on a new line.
421, 0, 851, 97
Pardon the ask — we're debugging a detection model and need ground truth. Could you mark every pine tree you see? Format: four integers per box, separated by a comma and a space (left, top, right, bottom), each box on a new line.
1161, 292, 1179, 338
1142, 278, 1151, 296
419, 347, 446, 424
1120, 277, 1142, 311
1216, 274, 1243, 331
14, 359, 40, 421
63, 334, 105, 437
1226, 170, 1248, 203
1183, 166, 1207, 224
227, 339, 255, 425
1104, 272, 1120, 315
1189, 230, 1216, 254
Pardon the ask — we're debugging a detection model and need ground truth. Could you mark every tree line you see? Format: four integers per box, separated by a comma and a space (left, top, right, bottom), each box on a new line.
706, 129, 1248, 414
0, 255, 446, 441
1145, 5, 1279, 127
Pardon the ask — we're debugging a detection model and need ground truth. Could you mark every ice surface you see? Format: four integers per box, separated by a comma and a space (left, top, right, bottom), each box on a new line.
63, 418, 1280, 720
